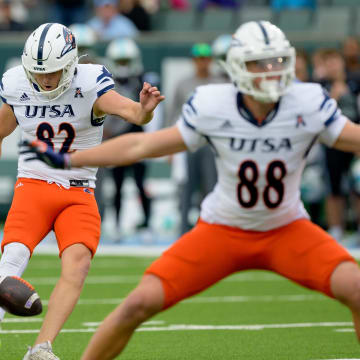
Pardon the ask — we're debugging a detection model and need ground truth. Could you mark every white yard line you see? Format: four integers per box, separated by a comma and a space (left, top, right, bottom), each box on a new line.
0, 321, 353, 335
27, 259, 153, 270
2, 318, 43, 323
26, 273, 286, 285
82, 320, 165, 327
136, 322, 353, 332
38, 294, 325, 306
30, 243, 360, 259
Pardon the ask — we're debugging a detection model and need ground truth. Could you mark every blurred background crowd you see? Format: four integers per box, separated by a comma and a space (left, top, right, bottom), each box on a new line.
1, 0, 360, 248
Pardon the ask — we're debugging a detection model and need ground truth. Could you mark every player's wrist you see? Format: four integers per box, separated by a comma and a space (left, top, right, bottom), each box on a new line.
139, 109, 153, 125
63, 153, 72, 169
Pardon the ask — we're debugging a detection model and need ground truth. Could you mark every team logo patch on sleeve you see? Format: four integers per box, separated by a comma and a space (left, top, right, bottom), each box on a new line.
74, 87, 83, 98
296, 115, 306, 128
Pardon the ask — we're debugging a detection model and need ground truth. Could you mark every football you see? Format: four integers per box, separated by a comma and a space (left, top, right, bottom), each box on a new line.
0, 275, 42, 316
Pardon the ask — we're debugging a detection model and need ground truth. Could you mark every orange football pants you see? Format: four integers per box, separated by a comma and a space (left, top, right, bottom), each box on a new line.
2, 178, 101, 257
146, 218, 356, 309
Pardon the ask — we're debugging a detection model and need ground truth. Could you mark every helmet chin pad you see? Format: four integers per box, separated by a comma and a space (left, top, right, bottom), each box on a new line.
256, 79, 282, 103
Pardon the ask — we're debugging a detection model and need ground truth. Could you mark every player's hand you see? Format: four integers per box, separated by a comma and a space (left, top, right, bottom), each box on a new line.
19, 140, 71, 169
139, 81, 165, 114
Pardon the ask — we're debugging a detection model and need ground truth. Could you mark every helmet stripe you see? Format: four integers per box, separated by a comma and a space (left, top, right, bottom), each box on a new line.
257, 21, 270, 45
37, 23, 53, 65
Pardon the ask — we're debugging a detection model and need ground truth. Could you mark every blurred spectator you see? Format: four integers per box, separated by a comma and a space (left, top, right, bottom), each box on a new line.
88, 0, 138, 41
271, 0, 316, 11
295, 48, 310, 82
119, 0, 151, 31
104, 38, 152, 231
197, 0, 240, 10
296, 48, 326, 227
342, 37, 360, 75
170, 0, 190, 11
49, 0, 87, 26
168, 43, 222, 234
0, 0, 24, 31
311, 48, 328, 82
141, 0, 160, 13
318, 49, 360, 242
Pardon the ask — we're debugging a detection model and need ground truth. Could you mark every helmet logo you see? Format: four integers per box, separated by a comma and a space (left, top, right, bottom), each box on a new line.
58, 27, 76, 59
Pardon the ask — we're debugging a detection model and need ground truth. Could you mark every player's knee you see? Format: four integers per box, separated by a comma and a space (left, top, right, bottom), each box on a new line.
347, 274, 360, 310
123, 288, 162, 323
60, 246, 91, 285
333, 262, 360, 310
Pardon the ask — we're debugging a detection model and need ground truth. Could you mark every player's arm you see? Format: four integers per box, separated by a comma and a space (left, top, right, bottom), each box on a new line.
21, 126, 188, 169
332, 119, 360, 152
0, 103, 17, 157
93, 82, 165, 126
71, 126, 186, 167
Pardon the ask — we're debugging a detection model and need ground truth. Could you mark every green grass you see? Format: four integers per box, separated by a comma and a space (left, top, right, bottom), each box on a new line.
0, 255, 358, 359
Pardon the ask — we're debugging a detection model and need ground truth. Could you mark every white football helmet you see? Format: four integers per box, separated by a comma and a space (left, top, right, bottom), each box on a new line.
212, 34, 232, 62
105, 38, 143, 78
22, 23, 78, 100
69, 23, 96, 49
222, 21, 295, 103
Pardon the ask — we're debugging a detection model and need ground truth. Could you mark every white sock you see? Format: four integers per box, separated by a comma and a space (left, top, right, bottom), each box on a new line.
0, 242, 30, 321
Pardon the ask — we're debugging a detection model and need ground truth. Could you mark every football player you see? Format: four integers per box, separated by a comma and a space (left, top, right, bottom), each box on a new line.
23, 21, 360, 359
0, 22, 163, 360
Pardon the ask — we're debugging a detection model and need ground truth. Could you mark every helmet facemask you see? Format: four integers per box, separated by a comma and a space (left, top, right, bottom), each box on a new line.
24, 57, 78, 101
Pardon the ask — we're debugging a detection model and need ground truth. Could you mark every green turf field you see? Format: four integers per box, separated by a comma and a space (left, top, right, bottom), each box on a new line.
0, 254, 358, 360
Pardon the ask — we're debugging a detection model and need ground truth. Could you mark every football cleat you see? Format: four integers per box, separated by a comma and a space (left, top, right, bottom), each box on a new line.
0, 275, 42, 316
23, 341, 60, 360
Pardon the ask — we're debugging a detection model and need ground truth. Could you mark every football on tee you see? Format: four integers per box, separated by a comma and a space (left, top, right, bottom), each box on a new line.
0, 275, 42, 316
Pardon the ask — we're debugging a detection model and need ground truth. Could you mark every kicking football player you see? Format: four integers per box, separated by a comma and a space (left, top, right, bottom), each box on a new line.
0, 23, 163, 360
23, 21, 360, 359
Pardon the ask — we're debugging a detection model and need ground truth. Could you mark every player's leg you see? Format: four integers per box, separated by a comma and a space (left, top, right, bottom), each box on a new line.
81, 274, 163, 360
32, 186, 100, 347
0, 179, 58, 323
0, 242, 31, 321
34, 243, 92, 345
112, 166, 125, 227
81, 219, 254, 360
180, 151, 197, 234
133, 162, 151, 228
330, 261, 360, 341
324, 148, 352, 241
265, 219, 358, 336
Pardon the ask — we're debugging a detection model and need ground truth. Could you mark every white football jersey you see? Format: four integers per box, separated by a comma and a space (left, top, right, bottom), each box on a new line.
177, 82, 347, 231
0, 64, 115, 188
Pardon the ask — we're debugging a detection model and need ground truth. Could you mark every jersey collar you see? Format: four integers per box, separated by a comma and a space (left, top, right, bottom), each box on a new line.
236, 92, 280, 127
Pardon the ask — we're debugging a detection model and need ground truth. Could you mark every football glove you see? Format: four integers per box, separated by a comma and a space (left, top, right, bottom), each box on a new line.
20, 140, 71, 170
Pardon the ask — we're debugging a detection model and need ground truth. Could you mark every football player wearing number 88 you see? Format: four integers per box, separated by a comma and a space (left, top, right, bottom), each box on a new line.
0, 22, 164, 360
24, 21, 360, 359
